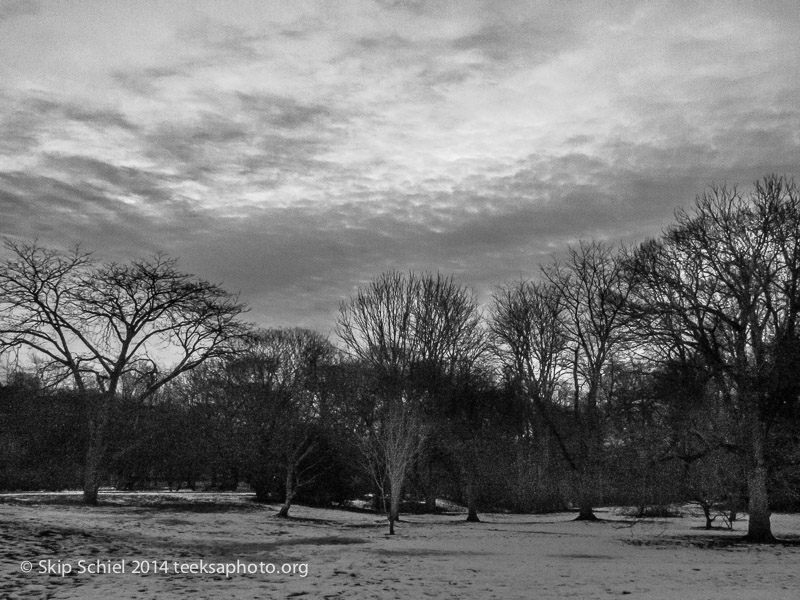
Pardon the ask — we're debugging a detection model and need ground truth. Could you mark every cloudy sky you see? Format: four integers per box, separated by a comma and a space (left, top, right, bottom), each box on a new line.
1, 0, 798, 333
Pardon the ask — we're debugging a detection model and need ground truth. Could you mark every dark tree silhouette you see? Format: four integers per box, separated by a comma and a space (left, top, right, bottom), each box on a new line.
229, 328, 336, 517
0, 240, 247, 504
627, 175, 800, 542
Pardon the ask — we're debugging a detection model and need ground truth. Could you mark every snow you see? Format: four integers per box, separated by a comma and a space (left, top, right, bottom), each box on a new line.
2, 492, 799, 599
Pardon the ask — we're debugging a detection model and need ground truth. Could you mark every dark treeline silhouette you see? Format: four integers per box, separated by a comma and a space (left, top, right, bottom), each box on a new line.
1, 175, 800, 540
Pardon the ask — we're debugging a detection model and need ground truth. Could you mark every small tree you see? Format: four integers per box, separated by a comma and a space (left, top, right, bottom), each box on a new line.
360, 399, 427, 534
0, 240, 247, 504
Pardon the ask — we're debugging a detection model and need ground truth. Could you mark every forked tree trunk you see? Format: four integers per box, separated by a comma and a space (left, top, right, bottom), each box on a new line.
698, 499, 714, 530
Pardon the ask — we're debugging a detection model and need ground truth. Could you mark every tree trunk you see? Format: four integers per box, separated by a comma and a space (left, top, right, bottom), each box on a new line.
388, 479, 401, 535
83, 395, 111, 506
576, 499, 598, 520
574, 468, 598, 521
699, 500, 713, 529
744, 414, 774, 542
573, 370, 600, 522
463, 465, 480, 522
574, 424, 599, 521
83, 442, 103, 506
278, 462, 296, 518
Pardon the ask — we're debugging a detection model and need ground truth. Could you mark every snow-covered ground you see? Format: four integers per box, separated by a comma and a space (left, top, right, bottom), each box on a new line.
2, 492, 799, 599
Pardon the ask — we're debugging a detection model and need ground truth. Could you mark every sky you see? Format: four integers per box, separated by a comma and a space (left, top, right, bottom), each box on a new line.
1, 0, 798, 335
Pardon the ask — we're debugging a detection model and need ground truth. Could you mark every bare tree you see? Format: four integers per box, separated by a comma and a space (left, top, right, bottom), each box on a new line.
542, 241, 631, 520
337, 271, 482, 530
414, 273, 486, 373
337, 271, 418, 393
627, 175, 800, 542
494, 243, 632, 520
337, 271, 427, 533
359, 399, 427, 535
491, 281, 579, 504
413, 273, 487, 519
0, 240, 247, 504
491, 280, 569, 417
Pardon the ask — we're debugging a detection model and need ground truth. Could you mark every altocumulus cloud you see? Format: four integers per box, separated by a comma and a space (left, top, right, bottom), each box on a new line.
0, 0, 798, 332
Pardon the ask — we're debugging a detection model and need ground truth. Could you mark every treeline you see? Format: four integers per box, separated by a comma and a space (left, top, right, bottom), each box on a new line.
1, 175, 800, 541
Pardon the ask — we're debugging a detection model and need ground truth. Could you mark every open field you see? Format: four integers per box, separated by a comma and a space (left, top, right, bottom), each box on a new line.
2, 493, 800, 600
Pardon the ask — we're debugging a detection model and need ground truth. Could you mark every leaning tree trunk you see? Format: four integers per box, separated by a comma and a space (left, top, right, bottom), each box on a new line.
744, 407, 774, 542
277, 462, 296, 518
